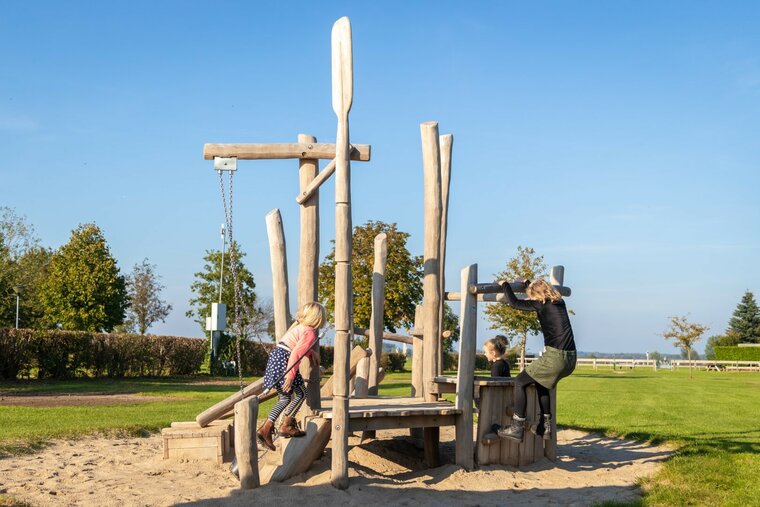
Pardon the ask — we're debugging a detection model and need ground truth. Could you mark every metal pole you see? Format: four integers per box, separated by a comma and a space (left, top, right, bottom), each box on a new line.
15, 294, 19, 329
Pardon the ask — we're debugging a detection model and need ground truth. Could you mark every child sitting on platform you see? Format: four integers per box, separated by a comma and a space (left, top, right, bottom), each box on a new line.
484, 335, 511, 378
256, 302, 325, 451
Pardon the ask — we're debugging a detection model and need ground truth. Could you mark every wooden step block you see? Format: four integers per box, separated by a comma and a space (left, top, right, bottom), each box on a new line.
162, 420, 234, 464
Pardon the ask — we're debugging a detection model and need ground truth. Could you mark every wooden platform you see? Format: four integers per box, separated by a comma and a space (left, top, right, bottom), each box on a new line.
162, 420, 234, 464
314, 396, 460, 432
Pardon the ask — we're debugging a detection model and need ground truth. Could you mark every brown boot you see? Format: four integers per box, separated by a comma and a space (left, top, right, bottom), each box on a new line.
278, 416, 306, 438
256, 419, 276, 451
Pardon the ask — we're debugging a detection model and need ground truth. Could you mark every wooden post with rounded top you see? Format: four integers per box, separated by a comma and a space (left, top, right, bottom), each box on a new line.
438, 134, 453, 376
546, 265, 564, 461
421, 120, 442, 467
266, 209, 291, 341
331, 16, 353, 490
455, 263, 477, 470
234, 396, 260, 489
297, 133, 322, 412
368, 233, 387, 396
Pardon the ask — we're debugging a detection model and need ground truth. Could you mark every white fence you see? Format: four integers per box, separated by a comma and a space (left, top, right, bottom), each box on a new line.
521, 357, 760, 371
669, 359, 760, 372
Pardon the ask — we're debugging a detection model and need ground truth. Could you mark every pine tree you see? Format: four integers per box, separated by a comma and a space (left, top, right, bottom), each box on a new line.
727, 291, 760, 344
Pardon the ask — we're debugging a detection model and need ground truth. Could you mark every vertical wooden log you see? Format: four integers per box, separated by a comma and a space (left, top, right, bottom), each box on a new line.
297, 133, 321, 412
437, 134, 453, 376
410, 304, 424, 440
266, 209, 291, 341
368, 233, 387, 396
488, 387, 506, 465
420, 121, 442, 400
411, 304, 424, 398
549, 265, 565, 287
234, 397, 260, 489
421, 122, 442, 468
544, 387, 558, 461
501, 386, 519, 466
454, 264, 477, 470
331, 16, 353, 491
354, 356, 369, 397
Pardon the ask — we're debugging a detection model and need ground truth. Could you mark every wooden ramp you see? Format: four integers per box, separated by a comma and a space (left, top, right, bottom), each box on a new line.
260, 414, 332, 484
315, 396, 460, 432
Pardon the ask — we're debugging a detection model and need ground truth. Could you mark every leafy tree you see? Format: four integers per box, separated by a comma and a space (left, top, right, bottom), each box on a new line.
662, 315, 708, 379
0, 208, 50, 328
484, 246, 548, 370
186, 243, 265, 340
727, 291, 760, 344
318, 221, 423, 332
442, 303, 460, 352
40, 223, 128, 332
649, 350, 663, 363
122, 259, 172, 334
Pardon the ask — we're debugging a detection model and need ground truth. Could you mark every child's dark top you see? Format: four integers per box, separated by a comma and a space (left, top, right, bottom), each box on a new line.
502, 282, 576, 351
491, 358, 510, 377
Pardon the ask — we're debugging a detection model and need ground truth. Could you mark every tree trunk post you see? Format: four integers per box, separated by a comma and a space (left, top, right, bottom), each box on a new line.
297, 133, 321, 412
266, 209, 291, 341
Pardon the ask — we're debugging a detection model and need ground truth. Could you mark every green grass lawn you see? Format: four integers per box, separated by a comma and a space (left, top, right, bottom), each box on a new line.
1, 367, 758, 506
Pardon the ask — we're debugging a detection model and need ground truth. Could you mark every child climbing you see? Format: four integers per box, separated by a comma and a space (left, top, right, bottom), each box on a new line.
256, 302, 326, 451
494, 279, 576, 443
484, 335, 511, 377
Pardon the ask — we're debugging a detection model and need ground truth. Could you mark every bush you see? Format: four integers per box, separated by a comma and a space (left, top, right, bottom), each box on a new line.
474, 353, 490, 371
320, 345, 334, 373
381, 351, 407, 372
714, 346, 760, 361
442, 351, 458, 371
0, 327, 212, 379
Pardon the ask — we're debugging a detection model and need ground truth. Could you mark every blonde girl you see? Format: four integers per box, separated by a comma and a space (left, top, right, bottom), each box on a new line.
494, 279, 576, 443
257, 302, 326, 450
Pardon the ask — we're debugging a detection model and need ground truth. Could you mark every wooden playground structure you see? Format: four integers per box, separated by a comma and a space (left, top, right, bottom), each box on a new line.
162, 16, 573, 490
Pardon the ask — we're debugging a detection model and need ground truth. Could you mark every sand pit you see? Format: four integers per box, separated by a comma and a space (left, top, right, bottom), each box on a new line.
0, 427, 672, 506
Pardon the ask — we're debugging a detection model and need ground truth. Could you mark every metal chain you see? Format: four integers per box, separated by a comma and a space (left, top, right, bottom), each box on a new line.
218, 169, 245, 395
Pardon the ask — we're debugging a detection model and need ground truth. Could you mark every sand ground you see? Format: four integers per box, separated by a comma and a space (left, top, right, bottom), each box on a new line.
0, 426, 672, 507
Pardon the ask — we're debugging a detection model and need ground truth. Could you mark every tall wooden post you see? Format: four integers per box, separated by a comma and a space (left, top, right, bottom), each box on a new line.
411, 304, 424, 397
266, 209, 291, 341
234, 397, 260, 489
297, 133, 321, 411
420, 121, 442, 467
437, 134, 453, 376
368, 233, 387, 396
331, 16, 353, 490
455, 264, 477, 470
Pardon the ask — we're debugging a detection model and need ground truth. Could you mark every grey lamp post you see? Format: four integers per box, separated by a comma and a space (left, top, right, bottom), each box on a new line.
12, 285, 22, 329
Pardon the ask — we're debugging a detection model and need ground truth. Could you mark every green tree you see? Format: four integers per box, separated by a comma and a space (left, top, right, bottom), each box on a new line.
442, 303, 460, 353
484, 246, 547, 370
727, 291, 760, 344
662, 315, 708, 379
122, 259, 173, 334
40, 223, 128, 332
186, 243, 264, 339
0, 208, 50, 328
318, 221, 423, 332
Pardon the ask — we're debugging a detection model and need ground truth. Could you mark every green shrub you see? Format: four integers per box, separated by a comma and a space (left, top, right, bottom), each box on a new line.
381, 351, 407, 372
0, 327, 214, 379
714, 346, 760, 361
0, 328, 34, 379
442, 351, 458, 371
474, 353, 490, 371
320, 345, 334, 372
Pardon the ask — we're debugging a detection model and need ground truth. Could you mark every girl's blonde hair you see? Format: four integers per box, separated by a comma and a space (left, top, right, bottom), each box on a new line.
296, 302, 326, 329
484, 335, 508, 356
525, 279, 562, 303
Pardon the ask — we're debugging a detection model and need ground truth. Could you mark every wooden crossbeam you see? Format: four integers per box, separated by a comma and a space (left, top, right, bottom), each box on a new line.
203, 143, 371, 161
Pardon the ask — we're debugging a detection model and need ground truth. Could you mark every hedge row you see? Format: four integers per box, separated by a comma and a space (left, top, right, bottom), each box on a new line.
714, 346, 760, 361
0, 328, 213, 379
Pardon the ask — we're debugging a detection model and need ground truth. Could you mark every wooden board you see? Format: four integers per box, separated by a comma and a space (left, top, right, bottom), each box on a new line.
203, 142, 370, 161
162, 422, 233, 464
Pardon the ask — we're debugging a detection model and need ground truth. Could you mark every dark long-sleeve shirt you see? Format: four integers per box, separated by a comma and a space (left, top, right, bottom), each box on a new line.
491, 358, 511, 377
502, 283, 576, 351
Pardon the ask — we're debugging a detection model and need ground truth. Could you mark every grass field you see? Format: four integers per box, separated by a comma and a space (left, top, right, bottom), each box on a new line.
1, 367, 758, 506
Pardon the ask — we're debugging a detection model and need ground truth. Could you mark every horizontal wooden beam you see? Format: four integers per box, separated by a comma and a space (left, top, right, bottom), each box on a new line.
204, 143, 371, 161
469, 282, 572, 297
353, 326, 413, 345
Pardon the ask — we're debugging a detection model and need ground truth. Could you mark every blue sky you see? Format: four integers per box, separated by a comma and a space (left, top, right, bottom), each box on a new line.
1, 1, 758, 355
